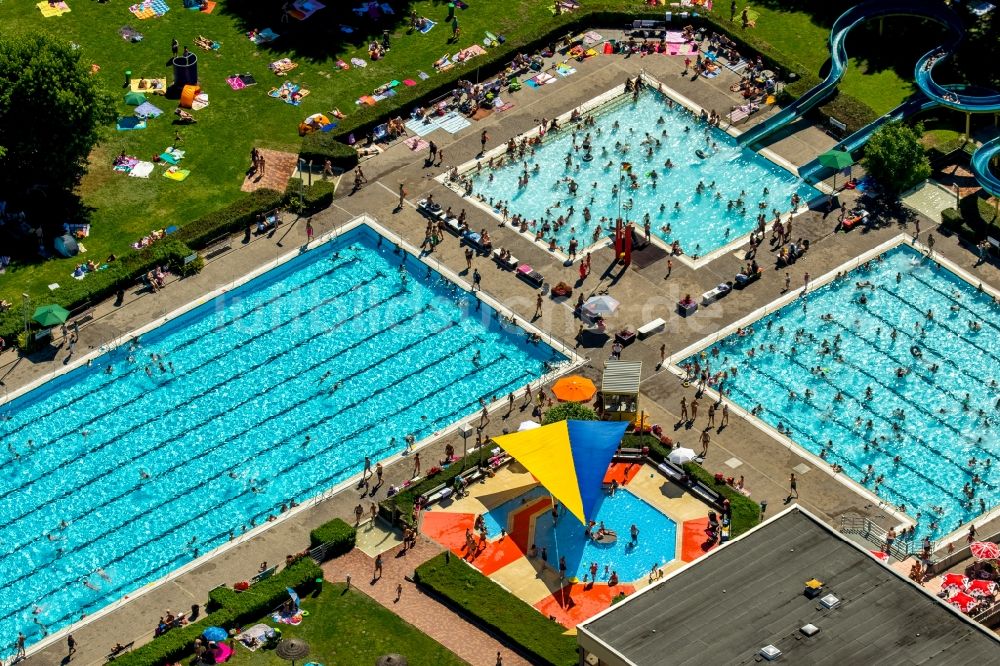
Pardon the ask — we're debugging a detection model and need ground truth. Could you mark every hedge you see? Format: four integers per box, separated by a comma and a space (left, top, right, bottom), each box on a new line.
300, 131, 361, 169
173, 188, 286, 248
622, 433, 759, 536
287, 179, 337, 216
381, 453, 478, 527
309, 517, 356, 558
1, 237, 197, 346
414, 553, 578, 666
113, 558, 322, 666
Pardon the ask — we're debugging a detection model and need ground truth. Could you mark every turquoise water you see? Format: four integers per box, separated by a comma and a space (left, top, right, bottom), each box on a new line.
467, 89, 818, 258
681, 244, 1000, 540
484, 487, 677, 581
0, 225, 563, 654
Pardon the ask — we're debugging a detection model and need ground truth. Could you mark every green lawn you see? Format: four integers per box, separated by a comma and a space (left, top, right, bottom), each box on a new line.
225, 582, 466, 666
0, 0, 936, 312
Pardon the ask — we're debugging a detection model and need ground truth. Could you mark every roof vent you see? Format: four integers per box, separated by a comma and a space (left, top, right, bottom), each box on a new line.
819, 593, 841, 609
800, 623, 820, 637
803, 578, 824, 599
759, 645, 782, 661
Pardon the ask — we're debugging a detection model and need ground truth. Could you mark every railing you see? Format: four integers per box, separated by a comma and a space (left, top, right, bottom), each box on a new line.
840, 514, 912, 560
972, 600, 1000, 627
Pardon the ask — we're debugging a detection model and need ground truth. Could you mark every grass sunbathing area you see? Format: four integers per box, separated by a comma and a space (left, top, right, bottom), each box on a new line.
1, 0, 933, 320
221, 582, 465, 666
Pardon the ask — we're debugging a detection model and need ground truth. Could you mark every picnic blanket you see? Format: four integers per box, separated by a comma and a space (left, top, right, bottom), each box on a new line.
116, 117, 147, 131
582, 30, 603, 45
268, 81, 308, 105
454, 44, 487, 62
405, 117, 438, 136
163, 166, 191, 181
350, 57, 368, 68
555, 63, 576, 77
418, 71, 430, 80
235, 624, 277, 652
437, 111, 471, 134
131, 78, 167, 95
494, 98, 514, 112
159, 147, 186, 164
195, 35, 221, 50
134, 101, 164, 118
527, 72, 557, 86
113, 156, 140, 173
129, 161, 156, 178
38, 1, 71, 17
119, 25, 143, 42
226, 74, 256, 90
269, 58, 298, 75
249, 28, 279, 45
418, 19, 436, 33
404, 136, 430, 151
288, 0, 325, 20
130, 0, 170, 19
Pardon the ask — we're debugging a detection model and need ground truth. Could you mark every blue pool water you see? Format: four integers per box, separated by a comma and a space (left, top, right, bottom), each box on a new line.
484, 487, 676, 581
467, 88, 818, 258
0, 225, 564, 653
681, 244, 1000, 539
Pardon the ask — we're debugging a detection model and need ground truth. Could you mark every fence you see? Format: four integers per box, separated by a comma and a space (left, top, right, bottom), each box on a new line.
840, 514, 912, 560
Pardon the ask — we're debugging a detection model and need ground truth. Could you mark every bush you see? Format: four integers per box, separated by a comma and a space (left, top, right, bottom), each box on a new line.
286, 179, 336, 216
862, 121, 932, 195
415, 553, 578, 666
541, 402, 597, 424
173, 188, 286, 248
383, 455, 474, 527
941, 207, 964, 231
309, 517, 356, 558
300, 131, 359, 170
114, 558, 322, 666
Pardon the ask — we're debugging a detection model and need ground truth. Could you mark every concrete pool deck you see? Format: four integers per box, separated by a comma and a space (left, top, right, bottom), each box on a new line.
7, 30, 1000, 664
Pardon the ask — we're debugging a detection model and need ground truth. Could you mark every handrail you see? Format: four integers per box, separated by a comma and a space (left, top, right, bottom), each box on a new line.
840, 514, 911, 560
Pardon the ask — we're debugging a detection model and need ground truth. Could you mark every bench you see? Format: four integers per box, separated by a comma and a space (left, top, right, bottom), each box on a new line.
71, 308, 96, 327
988, 236, 999, 253
827, 117, 848, 139
106, 642, 135, 662
701, 283, 731, 306
637, 318, 666, 339
250, 565, 277, 585
656, 461, 685, 481
443, 216, 462, 235
517, 264, 544, 288
416, 199, 445, 220
735, 269, 762, 289
492, 248, 519, 270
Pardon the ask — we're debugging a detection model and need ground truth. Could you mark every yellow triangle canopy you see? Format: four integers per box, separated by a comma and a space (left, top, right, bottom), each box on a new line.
493, 420, 628, 524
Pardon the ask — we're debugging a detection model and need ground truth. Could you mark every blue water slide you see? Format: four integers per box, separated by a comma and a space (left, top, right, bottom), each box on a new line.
971, 136, 1000, 197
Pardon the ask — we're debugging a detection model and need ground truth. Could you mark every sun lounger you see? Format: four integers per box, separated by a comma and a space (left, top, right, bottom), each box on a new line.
492, 249, 518, 270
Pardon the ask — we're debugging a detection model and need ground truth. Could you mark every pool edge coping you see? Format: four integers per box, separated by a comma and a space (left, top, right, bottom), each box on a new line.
433, 72, 824, 272
663, 232, 1000, 548
15, 213, 586, 663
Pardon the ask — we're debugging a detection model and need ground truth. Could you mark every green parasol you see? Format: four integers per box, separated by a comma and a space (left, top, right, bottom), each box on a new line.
32, 304, 70, 327
817, 149, 854, 190
124, 91, 147, 106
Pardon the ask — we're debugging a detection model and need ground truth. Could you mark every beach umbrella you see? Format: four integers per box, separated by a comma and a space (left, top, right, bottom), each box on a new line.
552, 376, 597, 402
377, 656, 409, 666
581, 295, 620, 319
939, 572, 968, 593
817, 149, 854, 190
517, 420, 541, 431
969, 541, 1000, 560
124, 91, 147, 106
32, 304, 70, 327
202, 626, 227, 642
275, 638, 310, 666
948, 590, 979, 614
966, 579, 997, 597
668, 446, 698, 465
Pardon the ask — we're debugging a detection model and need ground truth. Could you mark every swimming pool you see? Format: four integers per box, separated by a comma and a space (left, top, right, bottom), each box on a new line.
679, 242, 1000, 540
484, 486, 677, 581
463, 83, 818, 260
0, 222, 567, 654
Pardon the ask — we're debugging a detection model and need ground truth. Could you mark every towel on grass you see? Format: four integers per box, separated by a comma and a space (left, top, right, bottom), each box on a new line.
418, 71, 430, 80
130, 78, 167, 94
200, 0, 216, 12
418, 19, 436, 33
130, 0, 170, 19
226, 76, 246, 90
269, 58, 298, 75
249, 28, 279, 44
134, 101, 163, 118
163, 166, 191, 181
268, 81, 308, 105
159, 147, 185, 164
38, 1, 70, 17
350, 57, 368, 68
129, 161, 155, 178
116, 117, 147, 131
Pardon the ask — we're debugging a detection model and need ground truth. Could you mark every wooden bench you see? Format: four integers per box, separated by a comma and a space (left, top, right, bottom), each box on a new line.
443, 216, 462, 235
71, 308, 97, 327
827, 117, 848, 139
701, 283, 731, 306
638, 317, 666, 339
517, 264, 544, 288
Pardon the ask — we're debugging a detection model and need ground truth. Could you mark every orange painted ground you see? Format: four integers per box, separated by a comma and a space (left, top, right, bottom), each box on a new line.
420, 511, 475, 551
534, 582, 635, 628
603, 462, 642, 486
681, 517, 719, 562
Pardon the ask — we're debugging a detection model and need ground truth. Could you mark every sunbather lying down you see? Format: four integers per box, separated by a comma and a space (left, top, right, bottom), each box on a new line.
174, 108, 196, 123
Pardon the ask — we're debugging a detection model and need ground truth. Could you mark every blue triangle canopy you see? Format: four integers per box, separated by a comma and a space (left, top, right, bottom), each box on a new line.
566, 420, 629, 523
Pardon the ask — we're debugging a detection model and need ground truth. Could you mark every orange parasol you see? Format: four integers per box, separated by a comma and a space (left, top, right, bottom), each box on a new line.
551, 376, 597, 402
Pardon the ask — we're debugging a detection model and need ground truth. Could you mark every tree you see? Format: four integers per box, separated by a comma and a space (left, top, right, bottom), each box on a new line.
0, 33, 115, 196
542, 402, 598, 425
861, 121, 931, 196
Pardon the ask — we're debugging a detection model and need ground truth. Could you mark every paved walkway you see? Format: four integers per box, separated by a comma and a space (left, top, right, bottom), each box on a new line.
241, 148, 299, 192
323, 538, 531, 666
